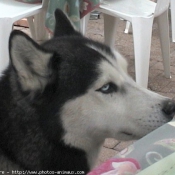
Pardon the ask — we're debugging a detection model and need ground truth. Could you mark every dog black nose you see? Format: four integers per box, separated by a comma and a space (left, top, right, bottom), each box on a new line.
162, 100, 175, 119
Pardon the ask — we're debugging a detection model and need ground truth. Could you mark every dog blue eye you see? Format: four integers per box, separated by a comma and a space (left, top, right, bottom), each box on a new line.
101, 84, 110, 91
97, 83, 117, 94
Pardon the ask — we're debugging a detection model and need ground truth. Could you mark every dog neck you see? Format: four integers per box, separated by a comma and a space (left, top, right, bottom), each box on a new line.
63, 132, 104, 169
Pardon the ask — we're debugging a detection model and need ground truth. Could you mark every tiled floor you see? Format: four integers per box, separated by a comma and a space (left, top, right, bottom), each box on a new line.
14, 13, 175, 167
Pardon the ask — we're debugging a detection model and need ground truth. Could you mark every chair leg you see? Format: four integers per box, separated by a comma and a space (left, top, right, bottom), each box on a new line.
80, 13, 90, 35
0, 20, 12, 74
27, 16, 36, 40
132, 17, 154, 88
124, 21, 132, 34
103, 14, 118, 47
157, 10, 171, 79
34, 10, 48, 42
27, 10, 49, 42
171, 0, 175, 42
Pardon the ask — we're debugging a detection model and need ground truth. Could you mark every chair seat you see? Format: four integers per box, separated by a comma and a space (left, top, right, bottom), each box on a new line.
100, 0, 156, 18
0, 0, 42, 18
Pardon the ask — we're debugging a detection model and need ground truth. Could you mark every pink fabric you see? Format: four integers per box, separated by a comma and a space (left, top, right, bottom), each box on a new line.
88, 158, 140, 175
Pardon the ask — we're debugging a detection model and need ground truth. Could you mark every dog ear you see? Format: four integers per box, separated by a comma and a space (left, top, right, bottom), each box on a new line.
9, 30, 53, 92
54, 9, 81, 37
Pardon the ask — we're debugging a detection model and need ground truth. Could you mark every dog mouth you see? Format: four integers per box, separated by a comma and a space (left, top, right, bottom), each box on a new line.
121, 131, 139, 139
116, 131, 139, 140
122, 131, 133, 136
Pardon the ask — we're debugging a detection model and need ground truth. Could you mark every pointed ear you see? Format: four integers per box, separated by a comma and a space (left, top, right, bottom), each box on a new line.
54, 9, 82, 37
9, 30, 53, 92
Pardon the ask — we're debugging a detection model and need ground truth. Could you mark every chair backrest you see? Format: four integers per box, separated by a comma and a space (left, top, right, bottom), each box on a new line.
154, 0, 170, 17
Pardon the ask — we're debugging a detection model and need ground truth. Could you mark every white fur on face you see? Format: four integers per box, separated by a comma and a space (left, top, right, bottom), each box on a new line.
61, 49, 169, 168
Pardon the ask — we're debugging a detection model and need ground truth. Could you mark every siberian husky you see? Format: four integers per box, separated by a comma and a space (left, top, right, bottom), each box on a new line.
0, 9, 174, 173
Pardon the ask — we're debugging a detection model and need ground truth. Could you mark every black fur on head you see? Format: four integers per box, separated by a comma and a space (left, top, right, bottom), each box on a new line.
54, 9, 82, 37
8, 9, 111, 103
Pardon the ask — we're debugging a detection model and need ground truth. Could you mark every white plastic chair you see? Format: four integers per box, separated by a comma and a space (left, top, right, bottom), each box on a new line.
124, 0, 175, 43
171, 0, 175, 42
0, 0, 48, 74
100, 0, 171, 88
81, 0, 171, 88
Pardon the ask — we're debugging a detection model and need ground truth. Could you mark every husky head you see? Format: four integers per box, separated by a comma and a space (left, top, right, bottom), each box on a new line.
9, 9, 175, 167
